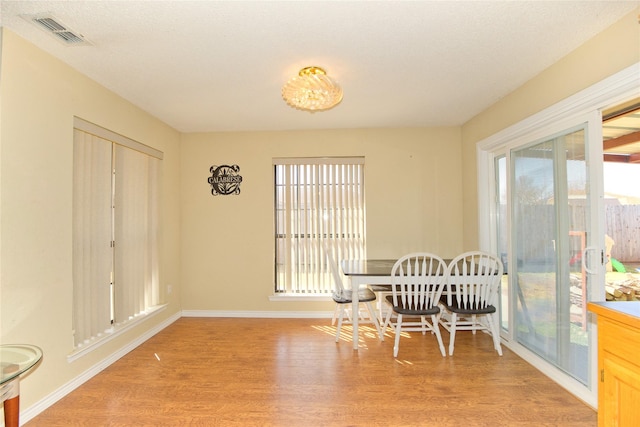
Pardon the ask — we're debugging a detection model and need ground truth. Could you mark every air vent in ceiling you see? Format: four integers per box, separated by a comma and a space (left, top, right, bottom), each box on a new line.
21, 13, 92, 46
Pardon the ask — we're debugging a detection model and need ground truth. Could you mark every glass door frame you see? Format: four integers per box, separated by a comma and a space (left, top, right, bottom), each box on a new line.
475, 63, 639, 408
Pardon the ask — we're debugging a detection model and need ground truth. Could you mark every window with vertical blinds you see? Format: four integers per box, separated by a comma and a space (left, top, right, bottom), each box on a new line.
274, 157, 366, 295
72, 117, 162, 350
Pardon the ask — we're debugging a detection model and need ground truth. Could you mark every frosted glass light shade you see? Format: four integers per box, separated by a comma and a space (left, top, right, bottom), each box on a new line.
282, 66, 343, 112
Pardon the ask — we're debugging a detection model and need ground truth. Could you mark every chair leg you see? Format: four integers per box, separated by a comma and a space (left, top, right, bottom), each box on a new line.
486, 313, 503, 356
375, 296, 384, 324
420, 316, 427, 335
365, 302, 384, 341
382, 306, 393, 331
345, 306, 353, 323
435, 309, 442, 327
448, 313, 458, 356
472, 314, 477, 334
393, 314, 403, 357
331, 303, 339, 325
431, 314, 446, 357
335, 306, 346, 343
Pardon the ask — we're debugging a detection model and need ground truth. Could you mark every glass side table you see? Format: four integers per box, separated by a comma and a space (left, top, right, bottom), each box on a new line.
1, 345, 43, 427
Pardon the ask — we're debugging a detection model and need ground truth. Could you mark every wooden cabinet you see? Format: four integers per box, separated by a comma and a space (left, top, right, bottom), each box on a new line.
588, 302, 640, 427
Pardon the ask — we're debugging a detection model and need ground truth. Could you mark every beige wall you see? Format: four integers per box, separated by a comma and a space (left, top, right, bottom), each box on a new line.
180, 127, 462, 311
0, 30, 182, 409
460, 7, 640, 250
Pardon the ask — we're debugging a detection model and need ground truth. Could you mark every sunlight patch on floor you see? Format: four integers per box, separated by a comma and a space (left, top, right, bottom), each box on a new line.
311, 323, 412, 346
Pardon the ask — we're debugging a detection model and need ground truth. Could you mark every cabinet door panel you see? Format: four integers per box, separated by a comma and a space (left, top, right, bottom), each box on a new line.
602, 354, 640, 426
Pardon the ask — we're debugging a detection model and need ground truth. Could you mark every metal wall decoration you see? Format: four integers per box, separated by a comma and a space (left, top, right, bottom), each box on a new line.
208, 164, 243, 196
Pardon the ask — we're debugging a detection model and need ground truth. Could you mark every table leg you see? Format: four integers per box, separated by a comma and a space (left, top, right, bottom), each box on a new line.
2, 378, 20, 427
3, 395, 19, 427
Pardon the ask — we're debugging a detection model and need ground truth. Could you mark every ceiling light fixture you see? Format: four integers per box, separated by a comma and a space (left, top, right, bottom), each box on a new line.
282, 66, 343, 112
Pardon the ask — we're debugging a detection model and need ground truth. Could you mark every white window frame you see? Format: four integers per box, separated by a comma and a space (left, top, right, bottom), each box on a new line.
272, 157, 366, 298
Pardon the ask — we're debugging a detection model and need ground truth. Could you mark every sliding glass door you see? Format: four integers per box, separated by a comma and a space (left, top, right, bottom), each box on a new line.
511, 127, 590, 384
511, 124, 599, 385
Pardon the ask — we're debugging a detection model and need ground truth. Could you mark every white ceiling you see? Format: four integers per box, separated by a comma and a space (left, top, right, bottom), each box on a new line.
1, 1, 637, 133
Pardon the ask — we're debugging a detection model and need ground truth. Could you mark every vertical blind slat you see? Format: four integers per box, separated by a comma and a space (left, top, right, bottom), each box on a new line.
305, 164, 313, 291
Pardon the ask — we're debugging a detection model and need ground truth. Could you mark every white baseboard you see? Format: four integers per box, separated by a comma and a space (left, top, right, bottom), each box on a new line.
181, 310, 332, 318
21, 311, 182, 424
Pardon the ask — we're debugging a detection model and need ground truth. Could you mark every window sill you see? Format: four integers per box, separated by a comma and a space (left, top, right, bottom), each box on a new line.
67, 304, 167, 363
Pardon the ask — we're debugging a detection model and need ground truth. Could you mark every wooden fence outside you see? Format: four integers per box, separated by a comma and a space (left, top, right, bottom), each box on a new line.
500, 205, 640, 263
605, 205, 640, 263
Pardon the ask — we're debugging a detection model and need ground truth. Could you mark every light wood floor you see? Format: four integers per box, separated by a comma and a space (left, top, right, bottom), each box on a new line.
26, 317, 596, 426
